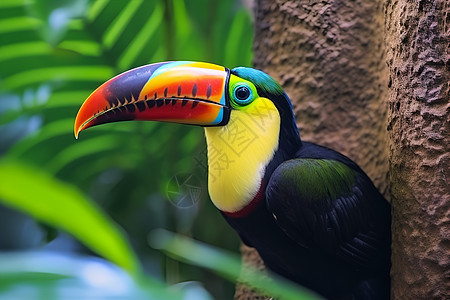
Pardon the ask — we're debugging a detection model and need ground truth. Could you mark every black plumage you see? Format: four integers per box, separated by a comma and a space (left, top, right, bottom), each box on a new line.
224, 143, 391, 299
223, 68, 392, 299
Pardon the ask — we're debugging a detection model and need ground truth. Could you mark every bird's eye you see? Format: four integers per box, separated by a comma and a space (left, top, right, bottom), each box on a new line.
232, 84, 253, 106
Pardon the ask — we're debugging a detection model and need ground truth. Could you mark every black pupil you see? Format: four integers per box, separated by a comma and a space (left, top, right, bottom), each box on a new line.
235, 86, 250, 100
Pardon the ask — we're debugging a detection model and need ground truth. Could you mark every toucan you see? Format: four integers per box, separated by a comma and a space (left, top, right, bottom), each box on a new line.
74, 61, 391, 299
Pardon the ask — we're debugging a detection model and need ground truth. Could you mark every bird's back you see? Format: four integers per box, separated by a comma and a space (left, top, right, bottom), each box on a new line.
224, 142, 391, 299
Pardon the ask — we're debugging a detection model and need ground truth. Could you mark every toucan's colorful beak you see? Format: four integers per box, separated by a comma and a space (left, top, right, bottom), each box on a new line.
74, 61, 231, 138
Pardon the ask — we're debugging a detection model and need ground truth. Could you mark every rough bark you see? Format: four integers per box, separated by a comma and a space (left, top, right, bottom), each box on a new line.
385, 0, 449, 299
235, 0, 389, 299
252, 0, 389, 193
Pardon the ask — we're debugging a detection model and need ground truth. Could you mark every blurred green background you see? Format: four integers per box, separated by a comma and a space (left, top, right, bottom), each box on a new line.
0, 0, 254, 299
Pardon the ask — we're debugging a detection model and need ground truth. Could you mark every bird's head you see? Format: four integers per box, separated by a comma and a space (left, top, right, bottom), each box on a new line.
75, 61, 300, 215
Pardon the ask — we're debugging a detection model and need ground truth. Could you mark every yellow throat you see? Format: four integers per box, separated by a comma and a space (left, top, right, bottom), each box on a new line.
204, 97, 280, 213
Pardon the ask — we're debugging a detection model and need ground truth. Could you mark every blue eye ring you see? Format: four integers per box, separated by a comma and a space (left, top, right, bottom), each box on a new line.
232, 84, 253, 106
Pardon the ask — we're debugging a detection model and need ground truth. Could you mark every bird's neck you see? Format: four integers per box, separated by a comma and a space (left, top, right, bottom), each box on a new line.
204, 99, 280, 214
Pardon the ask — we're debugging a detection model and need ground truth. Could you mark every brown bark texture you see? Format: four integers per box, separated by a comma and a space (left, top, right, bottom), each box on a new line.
235, 0, 390, 299
251, 0, 390, 194
385, 0, 449, 299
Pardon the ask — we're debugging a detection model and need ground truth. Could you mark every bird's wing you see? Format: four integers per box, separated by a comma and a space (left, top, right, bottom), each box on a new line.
265, 158, 391, 271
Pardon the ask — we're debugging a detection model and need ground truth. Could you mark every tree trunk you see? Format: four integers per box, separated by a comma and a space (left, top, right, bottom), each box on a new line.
385, 0, 449, 299
252, 0, 389, 194
235, 0, 389, 299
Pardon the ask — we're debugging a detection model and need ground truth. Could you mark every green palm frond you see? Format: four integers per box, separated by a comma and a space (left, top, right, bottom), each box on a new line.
0, 0, 253, 186
0, 1, 253, 298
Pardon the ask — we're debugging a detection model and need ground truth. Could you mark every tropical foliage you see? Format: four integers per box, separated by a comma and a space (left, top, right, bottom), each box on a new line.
0, 0, 319, 299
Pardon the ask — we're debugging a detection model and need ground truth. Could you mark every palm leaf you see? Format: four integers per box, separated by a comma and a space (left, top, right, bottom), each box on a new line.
0, 159, 140, 274
0, 0, 253, 298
